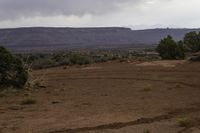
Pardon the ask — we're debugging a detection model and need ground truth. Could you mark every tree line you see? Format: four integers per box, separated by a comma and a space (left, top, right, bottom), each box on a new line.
156, 31, 200, 59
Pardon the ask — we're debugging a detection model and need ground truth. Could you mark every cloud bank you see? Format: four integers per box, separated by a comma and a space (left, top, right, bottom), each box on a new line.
0, 0, 135, 20
0, 0, 199, 29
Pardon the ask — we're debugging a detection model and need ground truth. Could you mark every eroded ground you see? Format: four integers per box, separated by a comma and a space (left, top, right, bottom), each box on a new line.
0, 60, 200, 133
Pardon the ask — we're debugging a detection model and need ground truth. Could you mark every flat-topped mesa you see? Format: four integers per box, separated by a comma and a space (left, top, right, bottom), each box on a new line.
0, 27, 200, 52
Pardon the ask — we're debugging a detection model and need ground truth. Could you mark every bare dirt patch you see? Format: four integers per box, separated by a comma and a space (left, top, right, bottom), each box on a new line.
0, 61, 200, 133
81, 67, 102, 70
136, 60, 187, 68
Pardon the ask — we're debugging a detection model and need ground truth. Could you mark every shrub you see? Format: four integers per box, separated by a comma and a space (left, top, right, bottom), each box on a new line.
156, 35, 185, 60
184, 31, 200, 52
175, 41, 186, 59
21, 97, 36, 105
0, 46, 28, 88
143, 84, 152, 92
33, 58, 56, 69
94, 56, 109, 63
177, 117, 190, 127
69, 54, 93, 65
143, 129, 150, 133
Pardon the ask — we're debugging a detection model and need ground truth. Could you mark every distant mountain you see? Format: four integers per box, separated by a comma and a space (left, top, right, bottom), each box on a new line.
0, 27, 200, 52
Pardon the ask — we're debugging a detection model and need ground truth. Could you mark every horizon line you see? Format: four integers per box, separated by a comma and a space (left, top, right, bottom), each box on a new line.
0, 26, 200, 31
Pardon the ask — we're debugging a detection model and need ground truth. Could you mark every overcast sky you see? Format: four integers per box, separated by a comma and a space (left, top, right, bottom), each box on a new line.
0, 0, 200, 29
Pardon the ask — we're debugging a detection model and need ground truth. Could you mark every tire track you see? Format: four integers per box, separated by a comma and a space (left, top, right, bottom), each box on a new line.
49, 106, 200, 133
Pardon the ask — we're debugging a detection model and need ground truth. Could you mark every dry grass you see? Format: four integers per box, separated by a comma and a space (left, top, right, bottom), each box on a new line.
143, 129, 150, 133
143, 84, 152, 92
21, 97, 36, 105
177, 117, 190, 127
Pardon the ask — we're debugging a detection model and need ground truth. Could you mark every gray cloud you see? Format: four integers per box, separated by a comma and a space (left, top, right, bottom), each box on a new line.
0, 0, 138, 20
0, 0, 199, 29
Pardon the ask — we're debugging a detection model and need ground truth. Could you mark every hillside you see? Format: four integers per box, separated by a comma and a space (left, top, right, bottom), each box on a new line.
0, 27, 200, 52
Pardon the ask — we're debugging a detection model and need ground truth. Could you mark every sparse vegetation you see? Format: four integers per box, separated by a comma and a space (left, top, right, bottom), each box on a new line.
143, 84, 152, 92
1, 52, 200, 132
143, 129, 150, 133
21, 97, 36, 105
26, 77, 46, 90
177, 117, 190, 127
17, 49, 159, 70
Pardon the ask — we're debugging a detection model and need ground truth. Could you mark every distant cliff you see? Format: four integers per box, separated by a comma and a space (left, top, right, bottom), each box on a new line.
0, 27, 200, 52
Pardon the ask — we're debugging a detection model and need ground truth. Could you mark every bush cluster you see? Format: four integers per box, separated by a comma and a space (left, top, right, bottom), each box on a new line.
156, 31, 200, 60
17, 50, 139, 69
156, 35, 185, 60
184, 31, 200, 52
0, 46, 28, 88
18, 52, 109, 69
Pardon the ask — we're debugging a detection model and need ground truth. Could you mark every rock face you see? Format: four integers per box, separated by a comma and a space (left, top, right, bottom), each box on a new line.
0, 27, 200, 52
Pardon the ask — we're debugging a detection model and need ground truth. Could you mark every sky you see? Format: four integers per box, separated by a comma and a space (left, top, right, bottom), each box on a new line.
0, 0, 200, 29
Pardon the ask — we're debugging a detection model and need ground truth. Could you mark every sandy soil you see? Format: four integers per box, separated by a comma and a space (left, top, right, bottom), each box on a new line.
0, 60, 200, 133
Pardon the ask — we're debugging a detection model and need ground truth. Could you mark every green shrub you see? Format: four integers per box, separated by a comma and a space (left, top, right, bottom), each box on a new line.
156, 35, 185, 60
0, 46, 28, 88
184, 31, 200, 52
175, 41, 186, 59
69, 54, 93, 65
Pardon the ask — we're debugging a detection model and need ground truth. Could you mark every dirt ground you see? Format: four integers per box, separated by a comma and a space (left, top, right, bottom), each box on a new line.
0, 60, 200, 133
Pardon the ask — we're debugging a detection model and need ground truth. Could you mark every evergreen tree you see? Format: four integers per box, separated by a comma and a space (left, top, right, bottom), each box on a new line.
0, 46, 28, 88
156, 35, 185, 59
184, 31, 200, 52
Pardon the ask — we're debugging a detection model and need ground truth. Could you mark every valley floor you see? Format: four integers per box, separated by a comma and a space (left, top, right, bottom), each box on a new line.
0, 60, 200, 133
